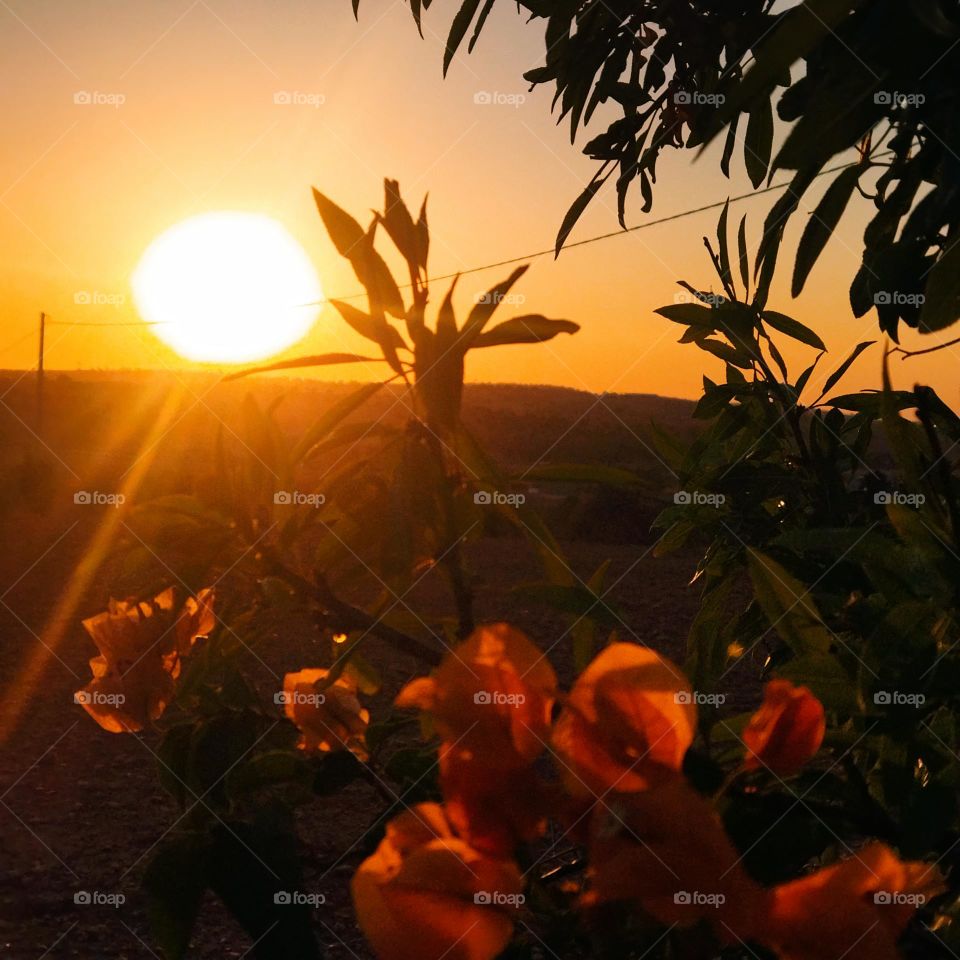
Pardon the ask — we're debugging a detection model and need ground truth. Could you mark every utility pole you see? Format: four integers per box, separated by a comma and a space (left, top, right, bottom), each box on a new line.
36, 311, 45, 434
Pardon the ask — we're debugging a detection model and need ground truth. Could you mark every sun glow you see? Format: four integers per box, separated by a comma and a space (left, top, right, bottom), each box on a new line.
132, 212, 323, 363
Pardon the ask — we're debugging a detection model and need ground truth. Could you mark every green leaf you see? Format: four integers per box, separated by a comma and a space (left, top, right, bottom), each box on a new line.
793, 165, 861, 296
918, 237, 960, 332
744, 96, 774, 188
815, 340, 875, 400
761, 311, 826, 351
293, 381, 386, 462
472, 315, 579, 348
747, 549, 833, 656
224, 353, 382, 380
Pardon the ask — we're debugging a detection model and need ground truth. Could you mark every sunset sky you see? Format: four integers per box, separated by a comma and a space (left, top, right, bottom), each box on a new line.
1, 0, 956, 401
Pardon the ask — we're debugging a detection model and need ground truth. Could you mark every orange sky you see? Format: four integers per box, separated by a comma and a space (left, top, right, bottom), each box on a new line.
0, 0, 957, 402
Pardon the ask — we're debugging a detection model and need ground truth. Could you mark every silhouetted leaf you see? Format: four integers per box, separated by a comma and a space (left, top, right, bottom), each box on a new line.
761, 311, 826, 351
744, 96, 774, 188
816, 341, 875, 399
472, 315, 579, 347
444, 0, 482, 75
224, 354, 383, 380
918, 238, 960, 332
461, 265, 529, 344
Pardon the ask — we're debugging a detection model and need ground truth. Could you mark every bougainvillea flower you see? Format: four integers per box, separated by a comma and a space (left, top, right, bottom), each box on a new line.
762, 843, 945, 960
173, 586, 215, 655
396, 623, 557, 765
75, 591, 189, 733
743, 679, 825, 776
438, 742, 551, 857
551, 643, 696, 797
352, 803, 524, 960
585, 777, 769, 944
283, 668, 370, 761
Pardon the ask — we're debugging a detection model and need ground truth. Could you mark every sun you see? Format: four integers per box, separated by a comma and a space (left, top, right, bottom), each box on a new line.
132, 212, 323, 364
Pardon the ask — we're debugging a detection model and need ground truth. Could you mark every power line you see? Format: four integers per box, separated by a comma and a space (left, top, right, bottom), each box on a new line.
45, 319, 165, 327
315, 156, 878, 305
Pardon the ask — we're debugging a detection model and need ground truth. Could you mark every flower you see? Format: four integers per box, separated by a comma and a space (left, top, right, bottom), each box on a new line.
396, 623, 557, 766
551, 643, 696, 798
743, 680, 825, 776
75, 592, 182, 733
172, 586, 215, 655
762, 843, 945, 960
282, 668, 370, 760
438, 742, 551, 857
585, 777, 769, 944
352, 803, 524, 960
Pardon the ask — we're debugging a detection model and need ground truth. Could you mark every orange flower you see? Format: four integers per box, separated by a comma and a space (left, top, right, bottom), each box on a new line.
352, 803, 524, 960
585, 777, 769, 944
396, 623, 557, 765
743, 680, 825, 776
438, 742, 551, 857
172, 586, 215, 655
74, 590, 196, 733
282, 668, 370, 760
762, 843, 945, 960
551, 643, 696, 798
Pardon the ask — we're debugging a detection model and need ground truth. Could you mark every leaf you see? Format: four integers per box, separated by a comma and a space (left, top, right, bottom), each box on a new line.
460, 265, 529, 344
747, 549, 833, 656
311, 188, 365, 256
654, 303, 716, 326
522, 463, 643, 488
224, 353, 383, 380
744, 96, 774, 188
556, 177, 606, 256
918, 237, 960, 332
467, 0, 496, 53
330, 299, 407, 373
443, 0, 482, 75
472, 315, 579, 348
379, 179, 419, 268
293, 381, 386, 462
793, 165, 862, 296
513, 583, 621, 631
761, 311, 826, 351
144, 834, 210, 960
717, 199, 733, 292
737, 214, 750, 296
815, 341, 875, 400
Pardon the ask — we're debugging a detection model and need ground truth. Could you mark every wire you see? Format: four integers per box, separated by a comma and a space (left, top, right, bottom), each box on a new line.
314, 156, 880, 306
45, 319, 164, 327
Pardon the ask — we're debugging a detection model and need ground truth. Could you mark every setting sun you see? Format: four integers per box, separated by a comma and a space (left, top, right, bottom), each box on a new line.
131, 212, 323, 364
